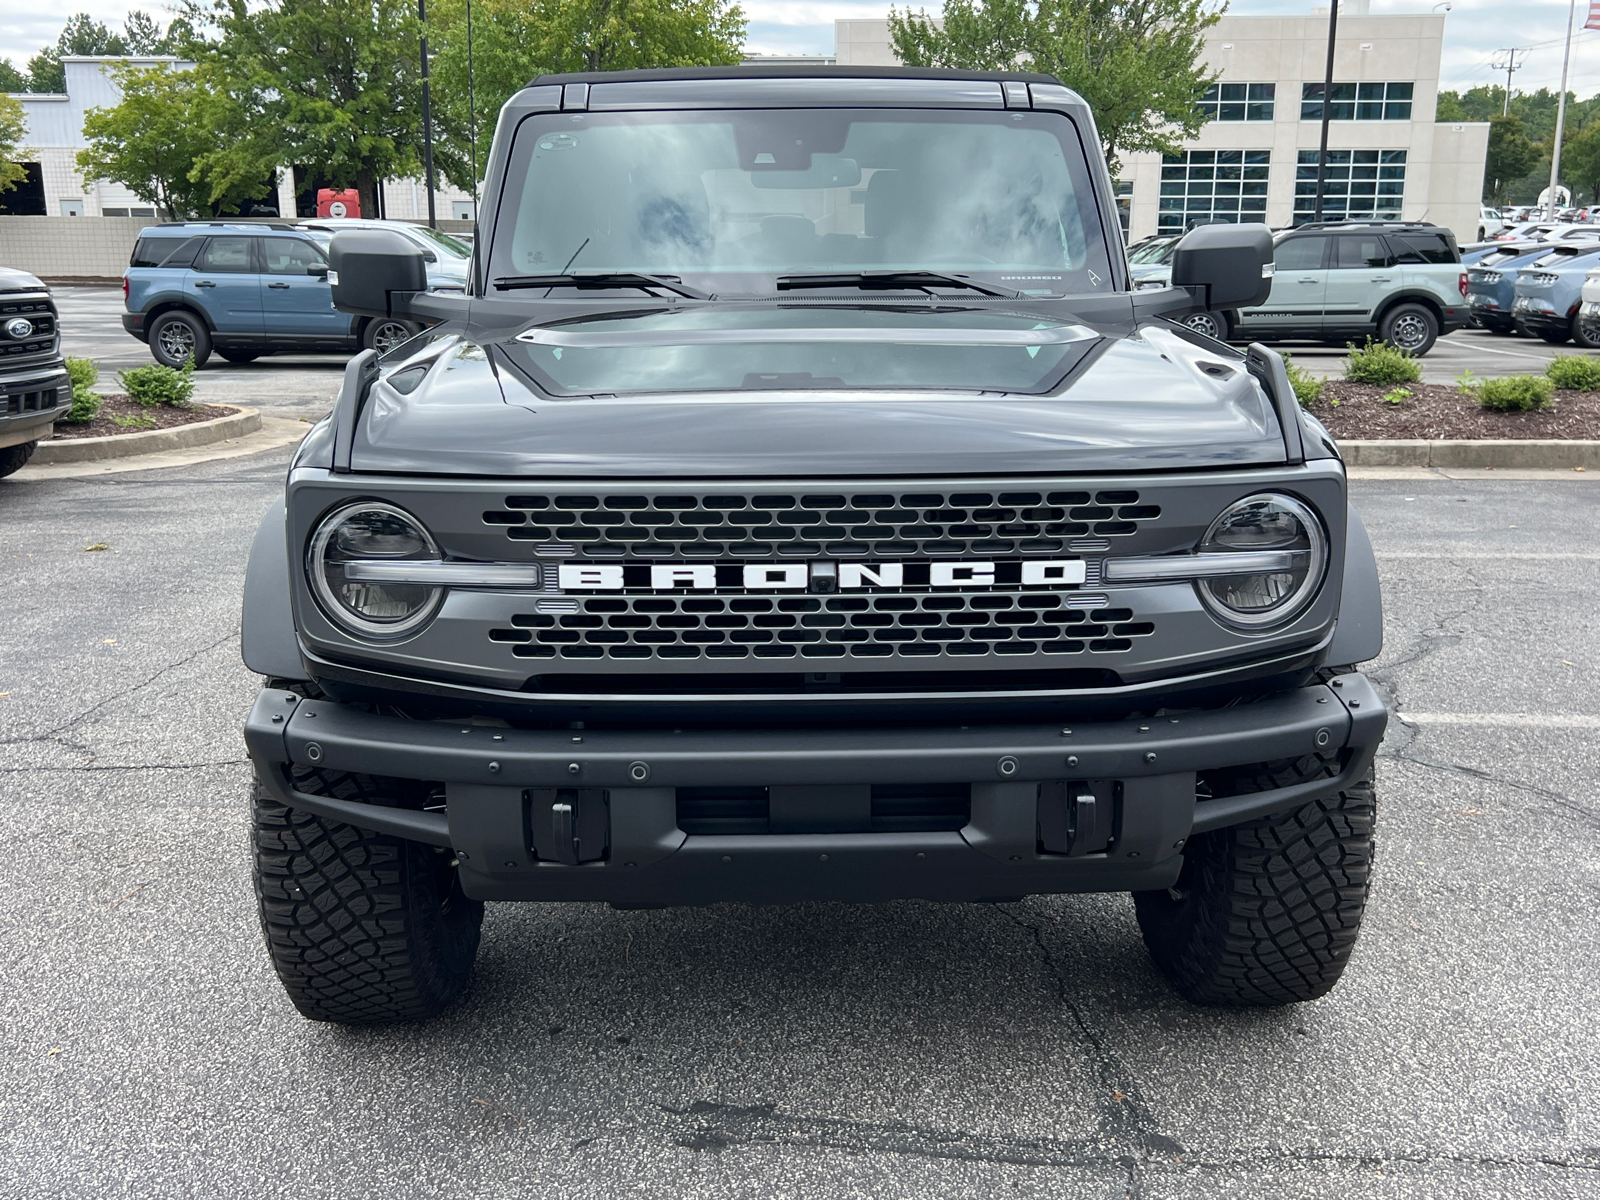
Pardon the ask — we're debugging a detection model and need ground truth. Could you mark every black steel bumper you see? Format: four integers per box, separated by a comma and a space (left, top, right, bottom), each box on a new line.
0, 364, 70, 450
243, 674, 1387, 904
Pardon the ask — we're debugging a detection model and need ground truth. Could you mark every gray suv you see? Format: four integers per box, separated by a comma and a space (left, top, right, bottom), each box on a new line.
240, 67, 1387, 1026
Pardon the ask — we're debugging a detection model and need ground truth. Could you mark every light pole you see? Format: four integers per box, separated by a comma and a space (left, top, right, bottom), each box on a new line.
1547, 0, 1577, 220
419, 0, 437, 229
1312, 0, 1340, 222
468, 0, 477, 215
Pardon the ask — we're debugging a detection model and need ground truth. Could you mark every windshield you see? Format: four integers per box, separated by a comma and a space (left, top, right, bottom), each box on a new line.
493, 108, 1114, 296
407, 224, 472, 259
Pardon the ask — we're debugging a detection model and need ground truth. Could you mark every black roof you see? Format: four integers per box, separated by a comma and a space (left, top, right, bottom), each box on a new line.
528, 64, 1061, 88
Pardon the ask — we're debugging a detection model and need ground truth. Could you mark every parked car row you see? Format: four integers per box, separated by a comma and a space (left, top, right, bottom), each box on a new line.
121, 218, 471, 368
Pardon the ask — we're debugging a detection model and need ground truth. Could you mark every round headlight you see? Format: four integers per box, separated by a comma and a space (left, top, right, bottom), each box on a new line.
1196, 494, 1327, 629
307, 502, 443, 639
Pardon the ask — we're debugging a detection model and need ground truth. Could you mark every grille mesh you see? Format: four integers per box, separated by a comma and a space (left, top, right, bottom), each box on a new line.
485, 489, 1159, 558
489, 593, 1156, 661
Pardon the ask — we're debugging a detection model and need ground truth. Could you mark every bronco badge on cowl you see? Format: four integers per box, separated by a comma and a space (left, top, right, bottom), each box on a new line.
241, 66, 1385, 1026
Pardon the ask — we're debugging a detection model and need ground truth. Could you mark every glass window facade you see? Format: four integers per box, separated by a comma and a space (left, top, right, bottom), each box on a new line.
1301, 82, 1414, 121
1292, 150, 1407, 224
1198, 83, 1276, 121
1157, 150, 1270, 234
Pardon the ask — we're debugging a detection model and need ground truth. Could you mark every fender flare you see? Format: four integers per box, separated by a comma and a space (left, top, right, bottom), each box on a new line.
1327, 502, 1384, 667
241, 497, 309, 680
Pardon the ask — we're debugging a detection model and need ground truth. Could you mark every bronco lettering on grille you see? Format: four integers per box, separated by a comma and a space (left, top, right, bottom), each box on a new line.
557, 559, 1087, 591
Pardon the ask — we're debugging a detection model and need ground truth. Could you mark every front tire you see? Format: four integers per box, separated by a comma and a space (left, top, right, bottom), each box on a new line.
253, 769, 483, 1025
0, 440, 38, 479
1183, 310, 1232, 341
1570, 312, 1600, 349
149, 310, 212, 368
1133, 781, 1376, 1006
1378, 302, 1438, 356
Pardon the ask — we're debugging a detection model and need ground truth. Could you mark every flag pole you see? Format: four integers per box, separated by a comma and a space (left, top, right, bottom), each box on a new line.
1547, 0, 1578, 219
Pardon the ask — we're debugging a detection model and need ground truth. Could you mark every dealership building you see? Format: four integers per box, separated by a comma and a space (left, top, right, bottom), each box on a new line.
831, 5, 1490, 245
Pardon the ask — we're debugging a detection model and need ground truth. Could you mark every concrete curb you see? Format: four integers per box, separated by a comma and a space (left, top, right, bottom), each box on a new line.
35, 407, 261, 464
1341, 439, 1600, 469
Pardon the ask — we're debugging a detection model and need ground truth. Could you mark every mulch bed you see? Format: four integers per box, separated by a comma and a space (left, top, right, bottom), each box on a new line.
1308, 382, 1600, 440
47, 396, 238, 440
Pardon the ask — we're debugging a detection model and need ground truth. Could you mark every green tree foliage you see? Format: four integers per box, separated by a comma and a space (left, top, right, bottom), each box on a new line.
1484, 114, 1541, 206
889, 0, 1222, 172
188, 0, 425, 218
0, 94, 27, 195
23, 12, 184, 93
1559, 119, 1600, 210
427, 0, 746, 192
0, 60, 28, 93
77, 62, 271, 218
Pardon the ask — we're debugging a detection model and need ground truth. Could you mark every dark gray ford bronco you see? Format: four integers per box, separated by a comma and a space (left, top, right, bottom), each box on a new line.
241, 67, 1387, 1025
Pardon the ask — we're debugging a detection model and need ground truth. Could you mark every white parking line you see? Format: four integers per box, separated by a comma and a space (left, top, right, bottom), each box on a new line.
1375, 552, 1600, 560
1399, 712, 1600, 728
1434, 341, 1558, 363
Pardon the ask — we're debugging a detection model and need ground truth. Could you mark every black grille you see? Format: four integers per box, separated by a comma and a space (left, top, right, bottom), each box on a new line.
0, 297, 57, 361
486, 489, 1159, 558
676, 784, 971, 835
489, 593, 1156, 661
4, 388, 58, 414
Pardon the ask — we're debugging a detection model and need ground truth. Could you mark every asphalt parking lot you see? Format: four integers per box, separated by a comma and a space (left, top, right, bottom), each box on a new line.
53, 284, 1600, 402
1, 439, 1596, 1198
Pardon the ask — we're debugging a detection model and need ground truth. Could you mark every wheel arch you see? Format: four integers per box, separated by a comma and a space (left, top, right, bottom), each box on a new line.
242, 497, 311, 681
1373, 290, 1444, 329
1326, 502, 1383, 667
144, 298, 217, 333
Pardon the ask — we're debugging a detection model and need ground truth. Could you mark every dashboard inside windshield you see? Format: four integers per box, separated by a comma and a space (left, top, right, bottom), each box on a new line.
492, 107, 1115, 296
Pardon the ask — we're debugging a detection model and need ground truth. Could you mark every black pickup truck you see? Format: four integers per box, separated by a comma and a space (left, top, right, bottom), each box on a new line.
240, 66, 1387, 1025
0, 266, 69, 479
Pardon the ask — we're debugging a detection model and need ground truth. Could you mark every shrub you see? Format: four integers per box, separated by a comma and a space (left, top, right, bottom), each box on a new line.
1282, 354, 1323, 407
60, 356, 101, 424
118, 359, 195, 408
1545, 355, 1600, 390
1476, 374, 1555, 411
1343, 338, 1422, 386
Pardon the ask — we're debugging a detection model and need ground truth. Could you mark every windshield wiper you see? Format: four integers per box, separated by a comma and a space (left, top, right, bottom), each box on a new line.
493, 272, 711, 300
775, 271, 1024, 299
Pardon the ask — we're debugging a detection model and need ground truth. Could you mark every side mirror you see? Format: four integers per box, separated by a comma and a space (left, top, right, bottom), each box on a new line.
1170, 222, 1274, 311
306, 262, 329, 278
422, 249, 437, 263
328, 229, 427, 319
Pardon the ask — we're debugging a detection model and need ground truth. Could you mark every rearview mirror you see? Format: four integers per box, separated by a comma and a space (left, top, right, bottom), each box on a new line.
751, 155, 862, 190
1171, 223, 1273, 311
328, 229, 427, 319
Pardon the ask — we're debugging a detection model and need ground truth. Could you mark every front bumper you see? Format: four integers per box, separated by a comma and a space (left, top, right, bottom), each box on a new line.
0, 364, 69, 450
244, 674, 1387, 905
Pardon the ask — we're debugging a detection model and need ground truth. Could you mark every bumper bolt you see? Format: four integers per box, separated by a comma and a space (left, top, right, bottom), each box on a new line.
1315, 728, 1332, 748
504, 861, 516, 868
997, 755, 1019, 778
1173, 839, 1185, 849
1144, 752, 1157, 764
628, 761, 650, 783
271, 714, 282, 723
1066, 755, 1079, 768
568, 762, 581, 774
1349, 700, 1361, 709
305, 742, 323, 763
721, 855, 731, 863
820, 854, 829, 861
488, 761, 501, 773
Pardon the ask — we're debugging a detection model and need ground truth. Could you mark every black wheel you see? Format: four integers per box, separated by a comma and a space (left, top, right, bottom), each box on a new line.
253, 768, 483, 1025
1183, 310, 1231, 341
0, 440, 37, 479
1133, 779, 1376, 1006
1378, 303, 1438, 356
149, 310, 212, 368
362, 318, 420, 356
218, 349, 261, 364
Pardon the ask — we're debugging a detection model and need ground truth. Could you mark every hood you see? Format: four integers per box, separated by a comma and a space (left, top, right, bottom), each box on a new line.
350, 313, 1286, 478
0, 265, 46, 293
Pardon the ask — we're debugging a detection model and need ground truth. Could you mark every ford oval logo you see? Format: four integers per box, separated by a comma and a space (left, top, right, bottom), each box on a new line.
4, 317, 32, 339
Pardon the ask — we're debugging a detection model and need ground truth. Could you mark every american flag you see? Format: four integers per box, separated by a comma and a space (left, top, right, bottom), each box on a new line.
1588, 1, 1600, 30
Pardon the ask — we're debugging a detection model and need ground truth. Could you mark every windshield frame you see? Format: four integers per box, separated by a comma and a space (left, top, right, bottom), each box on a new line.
486, 105, 1117, 300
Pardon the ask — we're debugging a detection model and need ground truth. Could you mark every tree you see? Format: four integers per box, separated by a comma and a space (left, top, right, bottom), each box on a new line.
23, 12, 184, 93
189, 0, 425, 218
77, 62, 272, 219
0, 94, 28, 195
426, 0, 746, 192
1557, 118, 1600, 206
0, 60, 27, 93
890, 0, 1222, 172
1483, 114, 1541, 206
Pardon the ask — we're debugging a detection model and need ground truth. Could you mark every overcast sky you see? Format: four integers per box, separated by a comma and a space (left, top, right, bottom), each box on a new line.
7, 0, 1600, 97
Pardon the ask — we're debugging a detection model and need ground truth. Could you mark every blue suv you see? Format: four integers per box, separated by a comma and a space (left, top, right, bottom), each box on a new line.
122, 222, 465, 368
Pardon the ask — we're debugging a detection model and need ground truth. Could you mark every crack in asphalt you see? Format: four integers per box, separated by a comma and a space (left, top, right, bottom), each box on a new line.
0, 758, 248, 775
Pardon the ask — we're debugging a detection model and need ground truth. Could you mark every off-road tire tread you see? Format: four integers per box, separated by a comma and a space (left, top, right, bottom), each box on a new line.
1134, 782, 1376, 1006
252, 771, 482, 1025
0, 440, 37, 479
